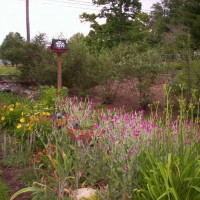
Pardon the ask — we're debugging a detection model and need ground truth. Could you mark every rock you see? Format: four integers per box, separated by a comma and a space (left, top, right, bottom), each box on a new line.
72, 188, 97, 200
0, 87, 12, 92
0, 81, 37, 99
22, 89, 32, 95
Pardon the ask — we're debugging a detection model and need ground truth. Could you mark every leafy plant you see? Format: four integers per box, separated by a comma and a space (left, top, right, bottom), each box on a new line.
134, 151, 200, 200
10, 143, 75, 199
0, 179, 10, 200
38, 86, 68, 108
0, 134, 32, 167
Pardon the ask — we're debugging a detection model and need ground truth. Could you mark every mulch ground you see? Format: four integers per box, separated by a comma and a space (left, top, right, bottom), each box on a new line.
0, 165, 31, 200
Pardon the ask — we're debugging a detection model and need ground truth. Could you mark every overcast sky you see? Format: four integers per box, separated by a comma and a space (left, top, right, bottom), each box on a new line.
0, 0, 160, 44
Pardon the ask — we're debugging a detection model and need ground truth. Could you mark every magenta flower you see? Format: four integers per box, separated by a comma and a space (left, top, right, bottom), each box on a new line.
108, 147, 112, 151
125, 157, 130, 161
121, 131, 125, 137
94, 122, 99, 129
129, 150, 135, 154
123, 167, 128, 171
134, 130, 140, 137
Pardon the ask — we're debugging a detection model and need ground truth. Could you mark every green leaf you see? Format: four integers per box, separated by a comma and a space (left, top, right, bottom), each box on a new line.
170, 187, 179, 200
189, 186, 200, 193
10, 187, 42, 200
157, 190, 170, 200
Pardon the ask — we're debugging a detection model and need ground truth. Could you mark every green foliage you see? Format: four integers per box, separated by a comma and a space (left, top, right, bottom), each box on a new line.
62, 33, 98, 91
94, 43, 131, 103
19, 41, 57, 85
125, 48, 162, 108
11, 143, 75, 199
167, 34, 200, 102
0, 32, 25, 66
80, 0, 146, 49
0, 92, 27, 105
0, 133, 32, 167
38, 86, 68, 108
134, 151, 200, 200
0, 179, 10, 200
31, 33, 50, 48
0, 65, 20, 75
0, 101, 25, 131
149, 0, 200, 48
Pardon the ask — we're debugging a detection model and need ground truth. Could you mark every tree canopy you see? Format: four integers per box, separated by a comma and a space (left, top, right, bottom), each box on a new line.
80, 0, 150, 50
0, 32, 25, 66
149, 0, 200, 48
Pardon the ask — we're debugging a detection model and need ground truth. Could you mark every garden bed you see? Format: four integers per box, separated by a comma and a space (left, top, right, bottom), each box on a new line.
0, 86, 199, 200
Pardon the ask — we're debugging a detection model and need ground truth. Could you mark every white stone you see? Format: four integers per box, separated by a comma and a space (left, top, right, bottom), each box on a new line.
72, 188, 97, 200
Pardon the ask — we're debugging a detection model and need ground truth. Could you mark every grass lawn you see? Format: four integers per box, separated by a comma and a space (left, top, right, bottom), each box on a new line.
0, 65, 20, 75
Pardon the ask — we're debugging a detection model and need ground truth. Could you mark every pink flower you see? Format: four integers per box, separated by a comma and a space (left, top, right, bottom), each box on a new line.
94, 122, 99, 129
185, 141, 191, 145
123, 167, 128, 171
121, 131, 125, 137
129, 150, 135, 154
66, 115, 70, 120
125, 157, 130, 161
133, 130, 140, 137
108, 147, 112, 151
138, 110, 144, 115
99, 130, 105, 137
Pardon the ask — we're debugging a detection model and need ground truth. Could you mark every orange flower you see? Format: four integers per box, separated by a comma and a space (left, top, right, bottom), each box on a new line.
1, 116, 5, 121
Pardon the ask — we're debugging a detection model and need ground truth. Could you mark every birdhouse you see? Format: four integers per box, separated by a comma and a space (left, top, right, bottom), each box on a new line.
51, 39, 67, 53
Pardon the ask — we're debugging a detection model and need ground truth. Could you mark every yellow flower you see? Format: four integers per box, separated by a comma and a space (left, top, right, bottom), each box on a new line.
42, 111, 51, 116
20, 118, 25, 123
16, 102, 20, 107
1, 116, 5, 121
27, 126, 32, 131
9, 107, 14, 112
25, 123, 30, 127
46, 112, 51, 116
16, 124, 22, 129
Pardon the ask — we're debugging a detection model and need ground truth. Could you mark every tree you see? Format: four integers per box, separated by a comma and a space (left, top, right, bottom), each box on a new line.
149, 2, 168, 44
80, 0, 143, 50
149, 0, 200, 48
179, 0, 200, 48
0, 32, 25, 66
31, 33, 49, 48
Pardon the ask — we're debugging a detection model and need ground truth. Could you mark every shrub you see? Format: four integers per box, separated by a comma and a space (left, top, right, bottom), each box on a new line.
19, 43, 57, 85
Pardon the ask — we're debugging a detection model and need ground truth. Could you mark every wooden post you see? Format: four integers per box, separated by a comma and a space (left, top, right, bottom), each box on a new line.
26, 0, 30, 42
57, 53, 62, 89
